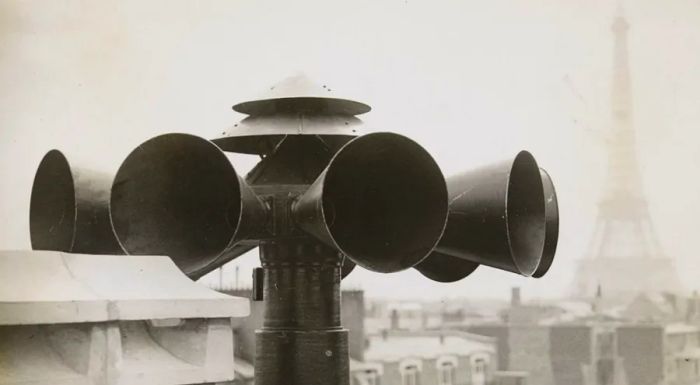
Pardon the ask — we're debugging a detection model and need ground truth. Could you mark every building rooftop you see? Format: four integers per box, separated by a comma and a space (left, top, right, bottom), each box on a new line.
234, 357, 255, 380
364, 330, 495, 363
665, 322, 700, 335
675, 347, 700, 360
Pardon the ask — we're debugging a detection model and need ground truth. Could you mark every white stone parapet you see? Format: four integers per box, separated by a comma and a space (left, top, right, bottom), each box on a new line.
0, 250, 250, 385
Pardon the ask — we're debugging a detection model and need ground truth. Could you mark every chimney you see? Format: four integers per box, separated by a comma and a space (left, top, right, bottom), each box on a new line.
511, 287, 521, 307
686, 291, 699, 322
390, 309, 400, 330
593, 283, 603, 314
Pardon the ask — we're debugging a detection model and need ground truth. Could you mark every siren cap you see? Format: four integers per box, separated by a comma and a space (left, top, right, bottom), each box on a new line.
232, 74, 371, 116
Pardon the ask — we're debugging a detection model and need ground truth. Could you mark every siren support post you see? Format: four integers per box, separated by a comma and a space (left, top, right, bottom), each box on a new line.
256, 240, 348, 385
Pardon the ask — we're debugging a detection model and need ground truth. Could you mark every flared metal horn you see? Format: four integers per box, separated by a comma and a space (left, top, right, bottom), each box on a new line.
414, 252, 479, 283
292, 132, 449, 273
532, 168, 559, 278
341, 256, 356, 279
30, 150, 124, 254
433, 151, 546, 277
188, 244, 258, 281
110, 133, 267, 276
415, 161, 556, 282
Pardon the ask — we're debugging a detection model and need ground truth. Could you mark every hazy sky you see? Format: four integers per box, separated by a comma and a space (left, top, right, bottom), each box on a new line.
1, 0, 699, 300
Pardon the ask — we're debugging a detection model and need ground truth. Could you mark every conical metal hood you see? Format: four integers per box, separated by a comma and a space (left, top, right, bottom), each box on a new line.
232, 74, 371, 116
213, 74, 371, 154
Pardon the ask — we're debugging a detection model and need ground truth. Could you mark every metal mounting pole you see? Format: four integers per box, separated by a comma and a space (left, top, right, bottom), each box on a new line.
255, 240, 349, 385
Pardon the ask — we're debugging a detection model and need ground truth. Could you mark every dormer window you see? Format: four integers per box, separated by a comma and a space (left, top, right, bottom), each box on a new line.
401, 365, 420, 385
436, 355, 459, 385
438, 362, 455, 385
470, 353, 490, 385
365, 369, 381, 385
399, 359, 423, 385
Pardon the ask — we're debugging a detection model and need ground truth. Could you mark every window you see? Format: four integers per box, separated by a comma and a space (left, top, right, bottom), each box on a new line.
402, 365, 420, 385
473, 358, 486, 374
365, 369, 381, 385
471, 357, 488, 385
438, 362, 455, 385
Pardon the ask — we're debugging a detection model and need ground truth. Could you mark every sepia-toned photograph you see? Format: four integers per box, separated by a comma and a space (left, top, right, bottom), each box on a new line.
1, 1, 699, 384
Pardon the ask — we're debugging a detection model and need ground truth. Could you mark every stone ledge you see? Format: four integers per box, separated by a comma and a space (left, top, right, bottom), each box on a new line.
0, 250, 249, 325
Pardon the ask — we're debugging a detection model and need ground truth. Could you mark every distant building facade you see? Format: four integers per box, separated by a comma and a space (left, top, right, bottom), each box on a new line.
359, 329, 497, 385
617, 323, 700, 385
449, 287, 700, 385
223, 288, 500, 385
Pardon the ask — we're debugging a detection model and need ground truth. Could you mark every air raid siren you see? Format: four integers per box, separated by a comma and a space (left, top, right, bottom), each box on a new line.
28, 74, 559, 385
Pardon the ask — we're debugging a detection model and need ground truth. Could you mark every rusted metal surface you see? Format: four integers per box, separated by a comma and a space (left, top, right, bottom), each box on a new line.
30, 150, 123, 254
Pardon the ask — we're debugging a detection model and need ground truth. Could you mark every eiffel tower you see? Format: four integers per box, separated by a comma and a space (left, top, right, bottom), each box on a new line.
572, 10, 683, 301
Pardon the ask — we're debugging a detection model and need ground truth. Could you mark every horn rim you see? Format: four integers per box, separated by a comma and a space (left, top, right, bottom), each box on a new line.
110, 133, 245, 273
30, 150, 77, 252
504, 150, 546, 276
532, 168, 559, 278
415, 251, 479, 283
309, 132, 449, 273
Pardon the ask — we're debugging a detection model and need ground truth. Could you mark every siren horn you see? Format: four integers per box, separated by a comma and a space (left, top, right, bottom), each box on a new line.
292, 132, 449, 273
414, 151, 546, 281
340, 257, 356, 279
110, 133, 267, 276
414, 251, 479, 283
30, 150, 124, 254
532, 168, 559, 278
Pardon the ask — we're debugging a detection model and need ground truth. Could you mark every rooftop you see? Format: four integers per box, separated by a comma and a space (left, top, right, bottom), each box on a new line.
665, 322, 700, 335
364, 330, 495, 363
